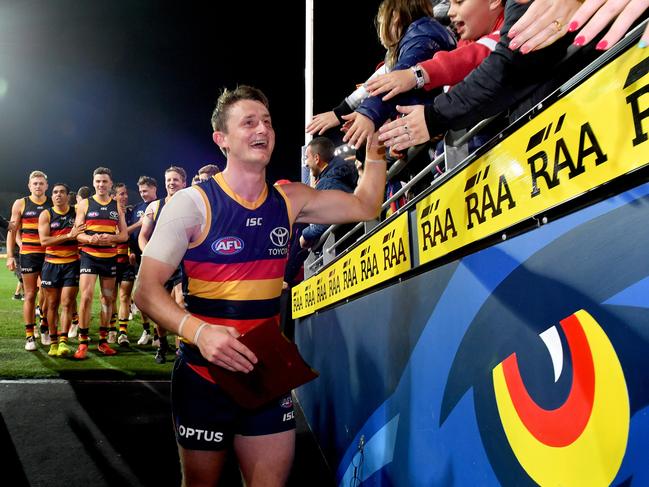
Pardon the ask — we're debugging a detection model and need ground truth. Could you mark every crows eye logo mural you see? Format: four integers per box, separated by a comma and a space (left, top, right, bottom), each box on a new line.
327, 183, 649, 487
493, 310, 629, 485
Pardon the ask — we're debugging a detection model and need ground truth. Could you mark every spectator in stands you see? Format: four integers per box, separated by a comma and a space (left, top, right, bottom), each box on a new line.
377, 0, 601, 152
307, 0, 455, 150
300, 137, 359, 249
507, 0, 649, 52
365, 0, 504, 103
198, 163, 220, 181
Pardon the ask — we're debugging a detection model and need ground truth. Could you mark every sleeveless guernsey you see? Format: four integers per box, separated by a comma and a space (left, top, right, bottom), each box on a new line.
44, 206, 78, 264
19, 196, 51, 255
183, 174, 292, 343
80, 196, 119, 259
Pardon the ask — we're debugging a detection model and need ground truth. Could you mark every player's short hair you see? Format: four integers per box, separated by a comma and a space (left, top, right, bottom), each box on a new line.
114, 182, 127, 191
77, 186, 91, 199
137, 175, 157, 187
198, 164, 220, 177
165, 166, 187, 182
28, 170, 47, 180
52, 183, 70, 194
93, 166, 112, 179
211, 85, 269, 132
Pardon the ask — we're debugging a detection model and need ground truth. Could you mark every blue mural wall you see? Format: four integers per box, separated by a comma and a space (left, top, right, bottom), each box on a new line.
295, 181, 649, 486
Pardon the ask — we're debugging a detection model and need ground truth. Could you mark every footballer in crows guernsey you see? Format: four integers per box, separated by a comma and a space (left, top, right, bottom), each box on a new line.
138, 166, 187, 364
135, 85, 387, 486
6, 170, 52, 351
38, 183, 85, 358
74, 167, 128, 360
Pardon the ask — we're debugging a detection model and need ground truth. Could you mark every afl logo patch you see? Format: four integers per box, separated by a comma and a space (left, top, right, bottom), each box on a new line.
280, 396, 293, 409
88, 211, 99, 217
211, 236, 244, 255
51, 222, 61, 228
270, 227, 289, 247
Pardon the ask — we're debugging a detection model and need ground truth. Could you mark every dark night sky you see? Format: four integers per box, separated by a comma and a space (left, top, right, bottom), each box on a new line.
0, 0, 384, 208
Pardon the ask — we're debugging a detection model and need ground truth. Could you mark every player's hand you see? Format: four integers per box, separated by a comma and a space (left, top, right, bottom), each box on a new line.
342, 112, 375, 149
196, 325, 258, 373
378, 105, 429, 151
366, 129, 387, 161
68, 224, 86, 239
306, 111, 340, 135
95, 233, 113, 245
129, 253, 137, 266
366, 69, 418, 100
6, 257, 16, 272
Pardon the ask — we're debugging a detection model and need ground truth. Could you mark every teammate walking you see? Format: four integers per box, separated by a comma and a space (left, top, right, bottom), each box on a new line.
138, 166, 187, 364
74, 167, 128, 359
38, 183, 84, 357
6, 171, 52, 351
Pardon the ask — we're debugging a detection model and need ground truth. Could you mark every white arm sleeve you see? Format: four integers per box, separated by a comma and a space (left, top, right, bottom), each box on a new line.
142, 188, 207, 268
345, 64, 389, 109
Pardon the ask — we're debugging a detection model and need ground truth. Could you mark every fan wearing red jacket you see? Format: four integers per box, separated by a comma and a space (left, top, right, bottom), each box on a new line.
366, 0, 504, 99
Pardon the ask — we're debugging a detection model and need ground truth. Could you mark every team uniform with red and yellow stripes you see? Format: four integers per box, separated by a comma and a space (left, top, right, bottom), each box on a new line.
172, 174, 295, 451
79, 196, 119, 277
41, 206, 80, 288
115, 207, 135, 282
18, 196, 51, 274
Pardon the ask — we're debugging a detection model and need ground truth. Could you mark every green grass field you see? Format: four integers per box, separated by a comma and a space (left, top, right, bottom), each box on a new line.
0, 259, 173, 379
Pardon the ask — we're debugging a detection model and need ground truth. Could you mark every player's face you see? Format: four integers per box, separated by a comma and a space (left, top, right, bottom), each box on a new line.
51, 185, 68, 208
93, 173, 113, 197
165, 171, 186, 197
28, 177, 48, 198
138, 184, 156, 202
215, 99, 275, 167
115, 187, 128, 207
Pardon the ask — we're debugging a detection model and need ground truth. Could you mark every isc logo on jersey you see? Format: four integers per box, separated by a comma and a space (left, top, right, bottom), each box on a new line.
211, 236, 244, 255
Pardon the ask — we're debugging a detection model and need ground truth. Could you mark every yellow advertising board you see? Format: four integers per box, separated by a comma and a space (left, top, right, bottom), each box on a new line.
292, 213, 411, 318
293, 46, 649, 318
416, 46, 649, 265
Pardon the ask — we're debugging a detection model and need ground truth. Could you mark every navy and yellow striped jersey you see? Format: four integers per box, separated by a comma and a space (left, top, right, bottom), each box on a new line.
44, 206, 78, 264
80, 196, 119, 259
19, 196, 51, 255
183, 173, 292, 337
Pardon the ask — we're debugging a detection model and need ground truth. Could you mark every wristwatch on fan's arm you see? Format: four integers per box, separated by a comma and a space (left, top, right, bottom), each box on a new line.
411, 64, 425, 89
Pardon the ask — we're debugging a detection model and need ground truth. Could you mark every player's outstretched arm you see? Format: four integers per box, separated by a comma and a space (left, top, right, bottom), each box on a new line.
284, 134, 387, 226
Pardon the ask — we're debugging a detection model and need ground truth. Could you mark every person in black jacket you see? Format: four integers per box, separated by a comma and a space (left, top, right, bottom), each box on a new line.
300, 137, 359, 249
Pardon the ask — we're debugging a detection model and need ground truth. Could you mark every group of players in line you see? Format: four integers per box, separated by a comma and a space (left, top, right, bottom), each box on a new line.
5, 164, 220, 363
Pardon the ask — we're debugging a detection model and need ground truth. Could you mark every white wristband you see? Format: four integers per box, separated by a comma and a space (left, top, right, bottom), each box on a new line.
178, 314, 191, 338
193, 323, 209, 345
